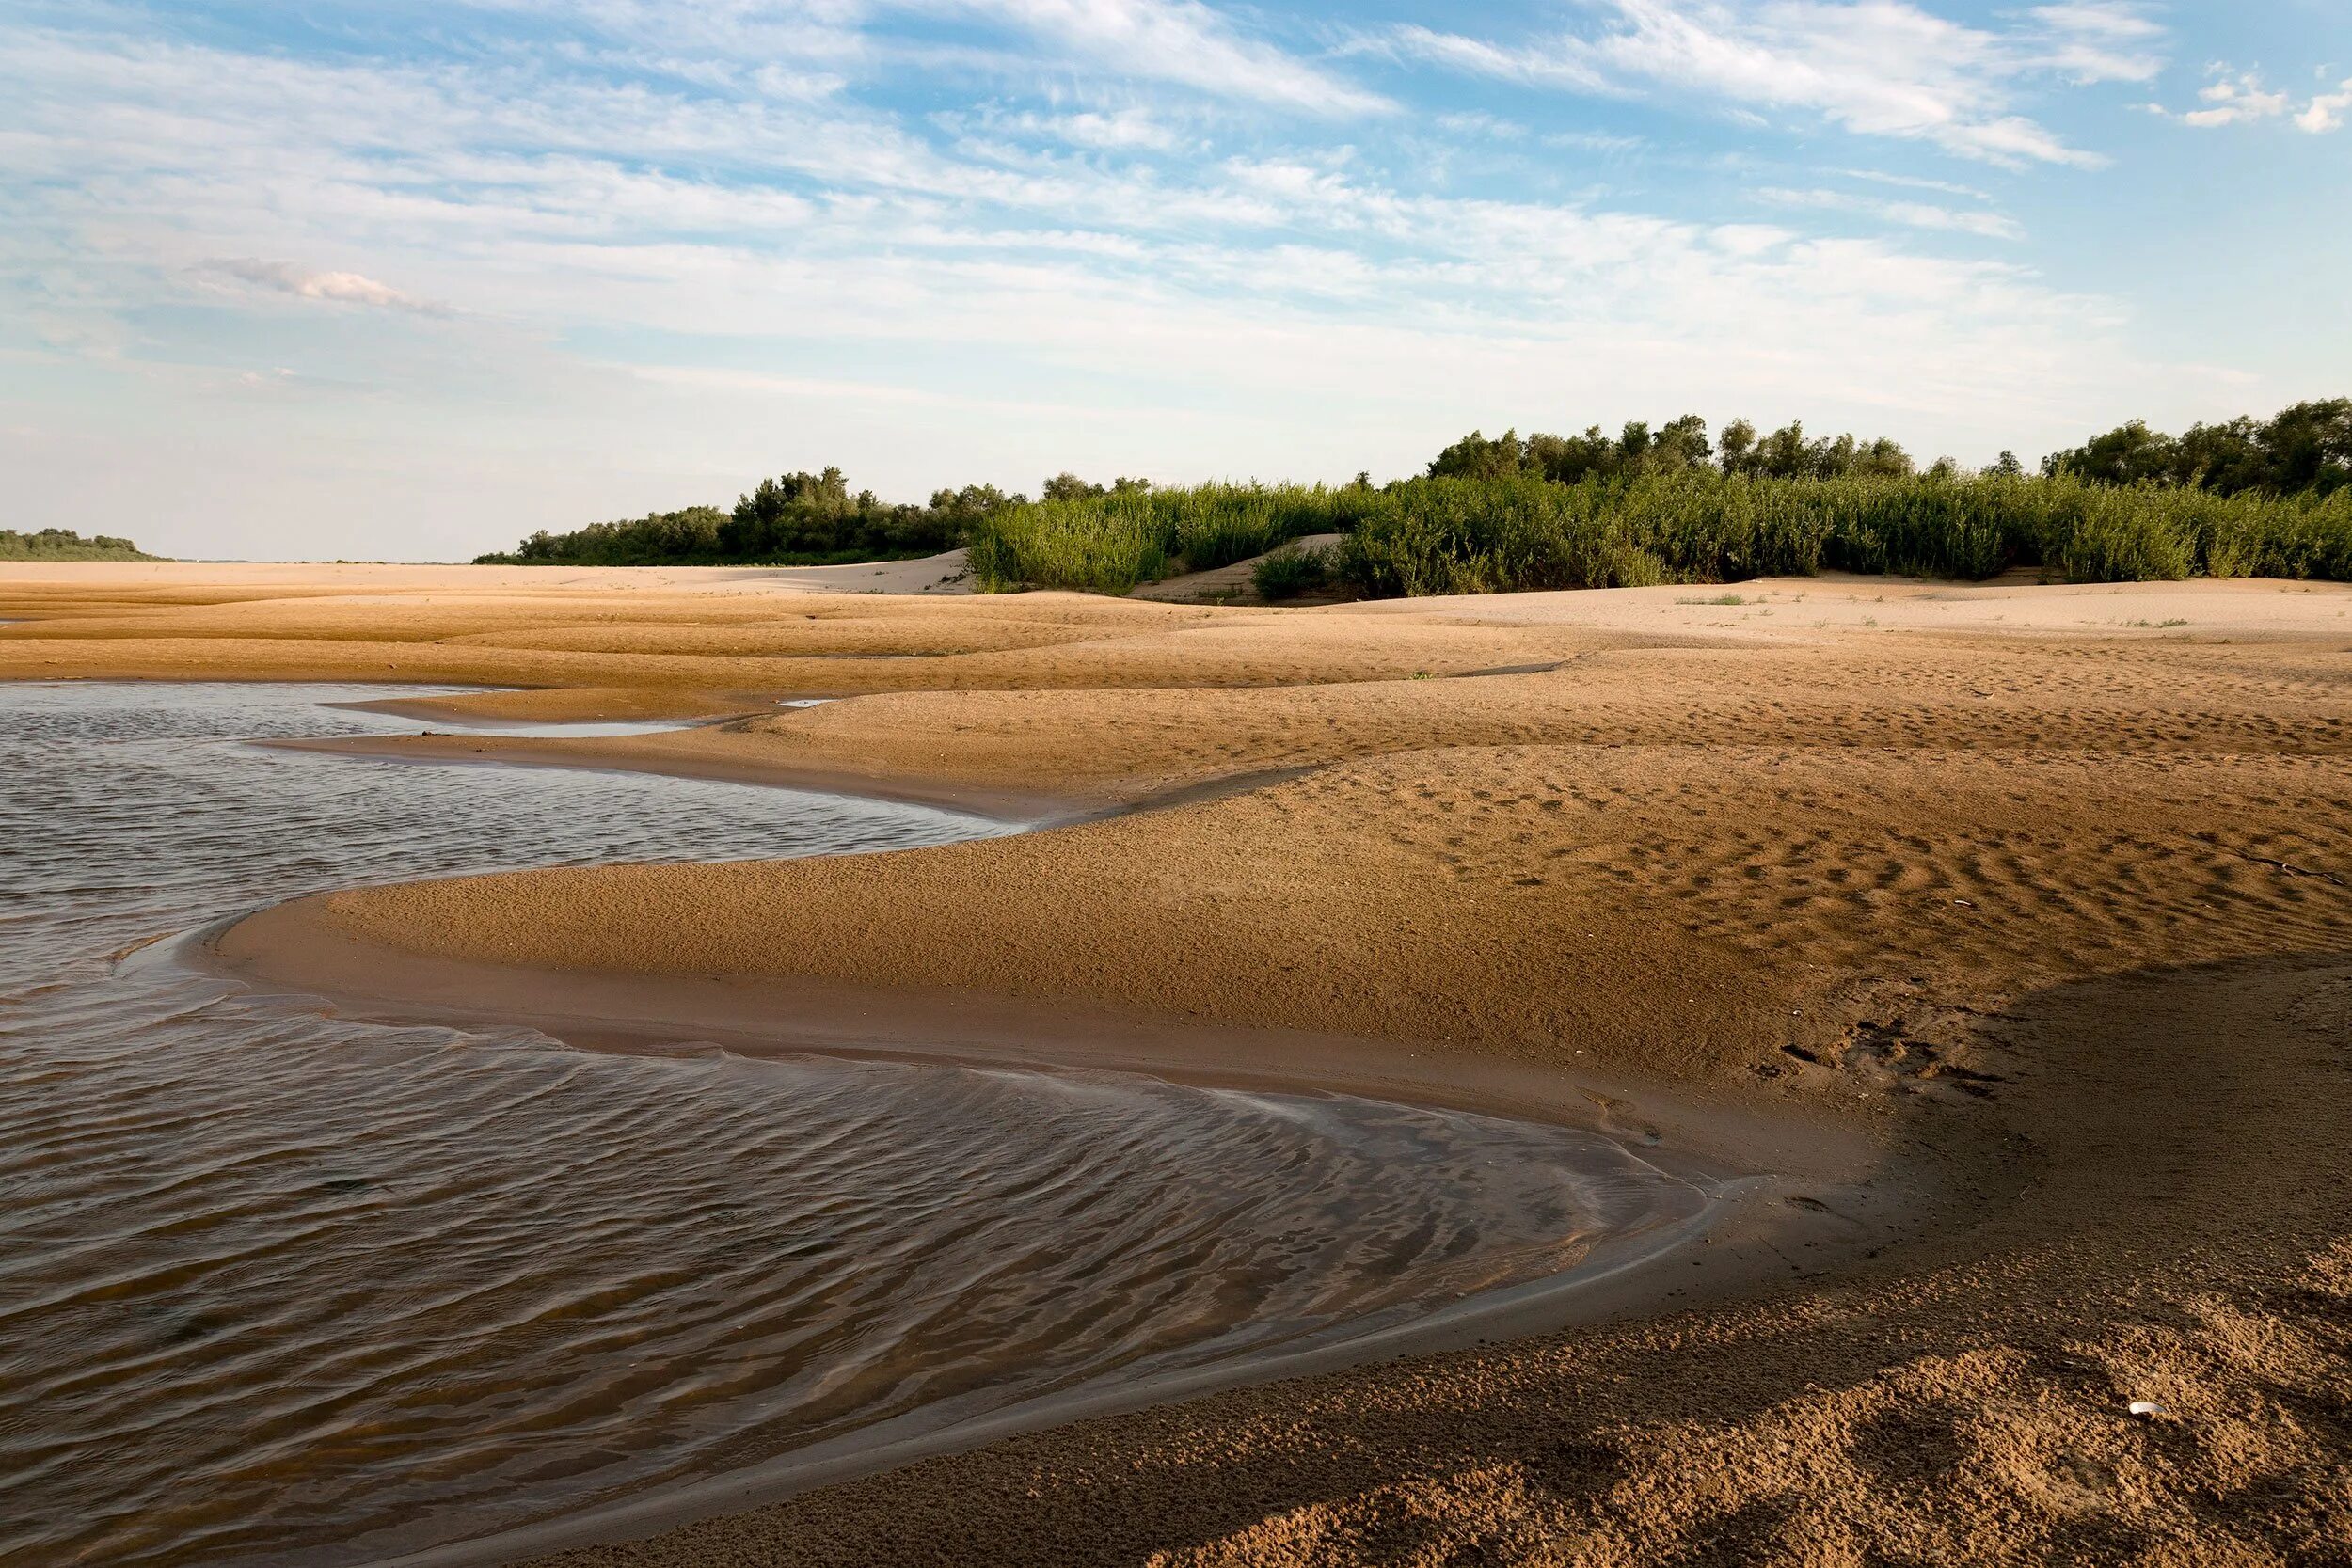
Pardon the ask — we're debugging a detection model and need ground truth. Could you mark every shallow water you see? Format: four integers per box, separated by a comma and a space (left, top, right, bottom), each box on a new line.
0, 683, 1693, 1567
320, 695, 707, 738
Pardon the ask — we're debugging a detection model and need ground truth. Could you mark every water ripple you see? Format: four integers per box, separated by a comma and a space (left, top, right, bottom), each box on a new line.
0, 683, 1683, 1567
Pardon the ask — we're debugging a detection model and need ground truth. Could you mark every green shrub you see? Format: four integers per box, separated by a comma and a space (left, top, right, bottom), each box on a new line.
968, 483, 1375, 594
965, 468, 2352, 599
965, 499, 1171, 594
1333, 470, 2351, 597
1252, 544, 1332, 599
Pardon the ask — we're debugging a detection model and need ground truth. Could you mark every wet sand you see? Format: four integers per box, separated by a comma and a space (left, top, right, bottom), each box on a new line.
7, 562, 2351, 1564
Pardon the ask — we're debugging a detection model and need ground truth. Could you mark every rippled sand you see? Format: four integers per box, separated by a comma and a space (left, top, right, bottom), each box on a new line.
0, 683, 1688, 1566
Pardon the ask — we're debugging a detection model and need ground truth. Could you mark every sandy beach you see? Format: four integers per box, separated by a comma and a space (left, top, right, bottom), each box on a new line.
6, 561, 2349, 1565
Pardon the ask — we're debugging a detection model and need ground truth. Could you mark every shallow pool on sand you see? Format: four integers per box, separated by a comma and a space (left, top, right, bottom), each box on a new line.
0, 683, 1699, 1566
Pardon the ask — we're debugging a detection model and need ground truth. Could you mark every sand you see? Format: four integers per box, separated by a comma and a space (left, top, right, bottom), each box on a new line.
8, 563, 2350, 1565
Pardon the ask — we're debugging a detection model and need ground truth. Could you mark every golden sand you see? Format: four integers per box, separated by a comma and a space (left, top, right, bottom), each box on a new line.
8, 562, 2350, 1565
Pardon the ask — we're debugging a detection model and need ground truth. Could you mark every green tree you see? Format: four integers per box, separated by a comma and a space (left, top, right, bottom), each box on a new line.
1648, 414, 1713, 472
1525, 426, 1618, 483
1754, 420, 1815, 478
1853, 436, 1915, 479
1718, 419, 1759, 477
930, 483, 1022, 522
1428, 429, 1532, 481
2042, 420, 2178, 486
2255, 399, 2352, 495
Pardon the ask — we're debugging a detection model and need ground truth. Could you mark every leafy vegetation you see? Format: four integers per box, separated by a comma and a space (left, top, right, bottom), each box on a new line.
2043, 399, 2349, 496
477, 468, 1015, 566
969, 404, 2350, 596
1428, 416, 1921, 485
965, 483, 1383, 593
1251, 542, 1333, 600
1332, 470, 2350, 597
0, 528, 158, 562
471, 402, 2352, 602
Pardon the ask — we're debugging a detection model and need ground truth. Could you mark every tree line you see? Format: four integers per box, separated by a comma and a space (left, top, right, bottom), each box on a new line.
2041, 400, 2349, 496
475, 468, 1152, 566
1428, 417, 1923, 484
1429, 400, 2349, 495
476, 400, 2349, 567
0, 528, 157, 562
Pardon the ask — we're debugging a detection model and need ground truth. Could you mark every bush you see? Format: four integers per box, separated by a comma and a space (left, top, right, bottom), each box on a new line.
967, 483, 1378, 593
1327, 470, 2351, 599
965, 499, 1172, 594
1252, 544, 1332, 599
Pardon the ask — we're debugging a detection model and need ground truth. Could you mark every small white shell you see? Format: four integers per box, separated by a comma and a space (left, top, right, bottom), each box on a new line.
2127, 1400, 2166, 1418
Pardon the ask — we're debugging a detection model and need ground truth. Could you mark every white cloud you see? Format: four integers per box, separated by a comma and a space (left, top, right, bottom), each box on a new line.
2027, 2, 2166, 84
1543, 128, 1646, 155
2294, 77, 2352, 134
1377, 25, 1611, 93
1041, 106, 1182, 150
939, 0, 1389, 116
2152, 65, 2349, 132
1837, 168, 1994, 202
1374, 0, 2167, 166
2179, 69, 2291, 128
197, 258, 453, 314
948, 103, 1184, 151
1756, 185, 2023, 240
1433, 110, 1528, 140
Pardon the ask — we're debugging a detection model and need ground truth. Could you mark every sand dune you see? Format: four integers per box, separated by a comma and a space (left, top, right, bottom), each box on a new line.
8, 564, 2350, 1565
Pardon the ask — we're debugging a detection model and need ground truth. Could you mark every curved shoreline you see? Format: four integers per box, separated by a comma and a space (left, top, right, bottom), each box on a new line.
12, 572, 2349, 1566
197, 905, 1906, 1568
258, 730, 1075, 822
193, 724, 1908, 1567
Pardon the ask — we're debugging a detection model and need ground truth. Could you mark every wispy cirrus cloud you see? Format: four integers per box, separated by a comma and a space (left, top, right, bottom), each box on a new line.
1369, 0, 2166, 166
942, 103, 1188, 152
1836, 168, 1994, 202
1755, 185, 2023, 241
2028, 2, 2167, 84
937, 0, 1390, 115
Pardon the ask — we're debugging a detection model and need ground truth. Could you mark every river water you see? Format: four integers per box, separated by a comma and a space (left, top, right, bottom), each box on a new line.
0, 683, 1694, 1566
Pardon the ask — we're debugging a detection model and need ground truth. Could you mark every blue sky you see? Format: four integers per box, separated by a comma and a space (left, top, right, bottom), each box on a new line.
4, 1, 2347, 561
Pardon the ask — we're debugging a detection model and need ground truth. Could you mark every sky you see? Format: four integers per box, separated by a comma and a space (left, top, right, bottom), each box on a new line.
3, 1, 2348, 562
